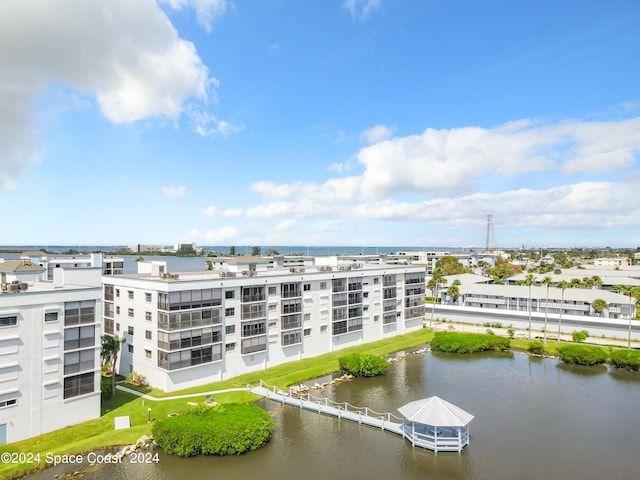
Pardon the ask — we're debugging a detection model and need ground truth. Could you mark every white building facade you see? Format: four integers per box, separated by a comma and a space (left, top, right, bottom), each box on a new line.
103, 260, 426, 392
0, 261, 102, 445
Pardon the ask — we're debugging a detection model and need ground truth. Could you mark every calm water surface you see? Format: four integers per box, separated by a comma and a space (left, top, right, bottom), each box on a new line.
27, 351, 640, 480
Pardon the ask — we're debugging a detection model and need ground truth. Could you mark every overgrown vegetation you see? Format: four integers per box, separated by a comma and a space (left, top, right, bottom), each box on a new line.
610, 350, 640, 371
152, 403, 273, 457
556, 345, 608, 366
430, 332, 510, 353
338, 352, 389, 377
572, 330, 589, 343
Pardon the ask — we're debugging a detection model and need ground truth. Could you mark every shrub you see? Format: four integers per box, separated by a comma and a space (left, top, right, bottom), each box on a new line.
486, 329, 495, 335
152, 403, 274, 457
610, 350, 640, 371
528, 340, 545, 355
506, 326, 515, 339
572, 331, 587, 343
430, 332, 510, 354
126, 371, 148, 387
339, 353, 388, 377
557, 345, 608, 366
100, 377, 112, 400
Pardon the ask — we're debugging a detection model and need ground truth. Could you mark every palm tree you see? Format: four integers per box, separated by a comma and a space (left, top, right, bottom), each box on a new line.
591, 276, 602, 289
446, 280, 461, 305
582, 277, 594, 289
591, 298, 608, 317
569, 278, 583, 289
427, 268, 447, 327
101, 334, 126, 400
541, 276, 553, 345
613, 285, 638, 349
556, 280, 570, 342
518, 273, 536, 340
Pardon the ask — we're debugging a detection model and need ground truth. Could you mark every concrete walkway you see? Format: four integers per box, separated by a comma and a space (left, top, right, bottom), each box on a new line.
116, 384, 247, 401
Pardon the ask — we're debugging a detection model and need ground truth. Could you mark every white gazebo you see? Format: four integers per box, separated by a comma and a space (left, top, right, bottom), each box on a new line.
398, 396, 474, 452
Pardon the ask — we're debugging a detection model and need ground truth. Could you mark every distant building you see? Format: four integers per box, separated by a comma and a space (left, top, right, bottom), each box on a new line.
0, 260, 102, 445
593, 257, 631, 267
102, 257, 426, 392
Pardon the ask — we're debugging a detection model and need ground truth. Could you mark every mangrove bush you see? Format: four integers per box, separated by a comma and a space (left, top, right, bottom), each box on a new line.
152, 403, 273, 457
339, 352, 389, 377
556, 345, 608, 366
430, 332, 510, 354
610, 349, 640, 371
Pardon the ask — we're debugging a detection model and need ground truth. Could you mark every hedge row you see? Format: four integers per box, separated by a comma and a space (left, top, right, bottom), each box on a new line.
339, 353, 389, 377
556, 345, 608, 366
152, 403, 274, 457
430, 332, 510, 354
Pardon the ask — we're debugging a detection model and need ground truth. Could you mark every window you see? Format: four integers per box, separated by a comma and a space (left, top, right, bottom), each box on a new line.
225, 307, 235, 317
320, 282, 327, 290
128, 308, 134, 318
0, 398, 17, 409
145, 349, 152, 359
64, 326, 95, 350
128, 326, 134, 335
64, 301, 95, 325
128, 290, 134, 300
226, 342, 236, 352
320, 325, 328, 333
45, 312, 59, 322
116, 289, 120, 297
116, 306, 120, 315
282, 331, 302, 346
64, 349, 94, 374
268, 286, 276, 295
303, 284, 311, 291
116, 323, 120, 332
304, 313, 311, 321
225, 325, 236, 335
145, 330, 152, 340
374, 277, 379, 284
268, 304, 277, 311
145, 311, 152, 321
304, 328, 311, 336
128, 344, 134, 353
63, 372, 94, 399
225, 290, 235, 299
145, 293, 152, 303
0, 316, 18, 327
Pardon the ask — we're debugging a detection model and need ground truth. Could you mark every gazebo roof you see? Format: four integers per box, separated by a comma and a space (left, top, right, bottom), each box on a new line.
398, 396, 474, 427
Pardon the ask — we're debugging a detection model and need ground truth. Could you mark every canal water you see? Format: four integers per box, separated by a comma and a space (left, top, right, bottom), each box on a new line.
26, 350, 639, 480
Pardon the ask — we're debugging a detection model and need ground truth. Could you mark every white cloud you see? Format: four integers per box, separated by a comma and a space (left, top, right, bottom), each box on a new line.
161, 0, 228, 33
162, 186, 186, 198
0, 0, 225, 191
276, 219, 296, 232
360, 124, 395, 144
199, 206, 244, 217
242, 115, 640, 235
203, 226, 240, 242
189, 107, 243, 137
343, 0, 382, 22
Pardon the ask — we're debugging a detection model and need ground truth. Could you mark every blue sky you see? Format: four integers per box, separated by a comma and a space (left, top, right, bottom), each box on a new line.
1, 0, 640, 248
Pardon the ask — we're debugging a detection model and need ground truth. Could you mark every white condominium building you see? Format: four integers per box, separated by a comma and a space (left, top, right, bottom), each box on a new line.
0, 259, 102, 445
103, 258, 426, 392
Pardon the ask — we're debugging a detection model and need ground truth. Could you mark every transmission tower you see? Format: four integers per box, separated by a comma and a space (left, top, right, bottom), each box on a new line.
485, 214, 495, 253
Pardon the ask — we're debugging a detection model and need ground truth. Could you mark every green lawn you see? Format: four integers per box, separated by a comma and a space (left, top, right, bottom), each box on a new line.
0, 328, 434, 479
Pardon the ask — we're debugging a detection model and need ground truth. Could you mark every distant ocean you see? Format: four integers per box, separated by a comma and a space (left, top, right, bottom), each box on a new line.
0, 245, 472, 255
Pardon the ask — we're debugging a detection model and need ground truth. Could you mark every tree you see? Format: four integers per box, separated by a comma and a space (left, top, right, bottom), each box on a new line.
251, 246, 261, 256
446, 280, 460, 305
591, 298, 608, 316
591, 276, 603, 289
569, 278, 583, 289
556, 280, 570, 342
435, 256, 468, 276
582, 277, 594, 289
541, 276, 553, 345
428, 268, 447, 328
101, 334, 126, 400
518, 273, 536, 340
229, 246, 236, 256
572, 330, 587, 343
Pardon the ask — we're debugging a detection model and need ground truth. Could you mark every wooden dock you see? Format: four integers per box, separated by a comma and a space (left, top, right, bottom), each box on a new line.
248, 380, 405, 437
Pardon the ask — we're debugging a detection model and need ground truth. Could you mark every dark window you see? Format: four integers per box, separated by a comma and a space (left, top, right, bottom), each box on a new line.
63, 372, 95, 399
0, 316, 18, 327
